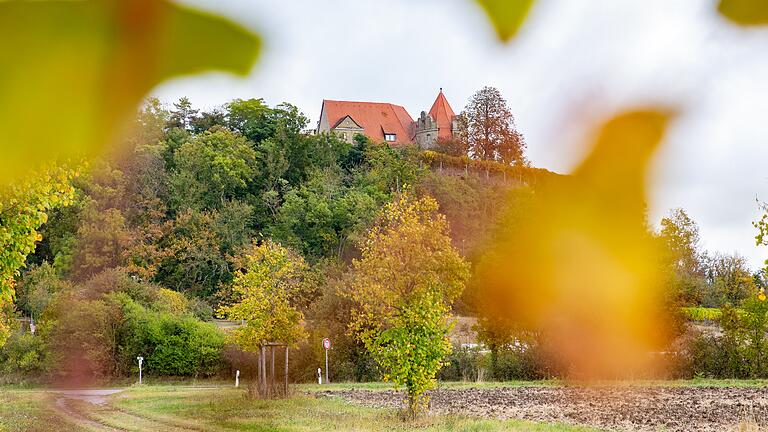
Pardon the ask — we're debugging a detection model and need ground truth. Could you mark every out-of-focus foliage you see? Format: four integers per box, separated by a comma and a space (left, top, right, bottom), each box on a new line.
718, 0, 768, 25
477, 110, 673, 379
473, 0, 767, 48
0, 0, 260, 185
346, 193, 470, 417
219, 240, 311, 350
474, 0, 536, 42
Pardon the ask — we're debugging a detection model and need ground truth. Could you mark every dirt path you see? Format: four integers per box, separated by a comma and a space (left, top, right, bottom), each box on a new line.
319, 386, 768, 431
50, 389, 198, 432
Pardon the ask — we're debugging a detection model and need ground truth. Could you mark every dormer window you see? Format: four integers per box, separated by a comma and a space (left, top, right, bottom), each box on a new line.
384, 133, 396, 142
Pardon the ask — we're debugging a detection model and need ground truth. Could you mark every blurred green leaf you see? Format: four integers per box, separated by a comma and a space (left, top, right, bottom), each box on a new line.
0, 0, 260, 185
474, 0, 536, 42
719, 0, 768, 25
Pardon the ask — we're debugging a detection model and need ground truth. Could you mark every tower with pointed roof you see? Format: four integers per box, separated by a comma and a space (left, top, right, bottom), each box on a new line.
414, 88, 457, 149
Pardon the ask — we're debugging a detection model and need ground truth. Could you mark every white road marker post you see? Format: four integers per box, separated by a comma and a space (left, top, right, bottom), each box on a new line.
317, 368, 322, 385
236, 370, 240, 388
137, 356, 144, 385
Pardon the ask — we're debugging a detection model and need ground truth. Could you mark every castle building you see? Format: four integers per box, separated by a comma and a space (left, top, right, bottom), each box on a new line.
316, 89, 457, 149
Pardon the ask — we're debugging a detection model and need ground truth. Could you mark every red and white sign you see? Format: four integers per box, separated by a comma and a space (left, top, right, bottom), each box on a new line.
322, 338, 331, 350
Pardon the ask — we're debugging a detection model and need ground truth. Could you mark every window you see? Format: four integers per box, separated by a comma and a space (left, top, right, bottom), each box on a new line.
384, 133, 396, 142
341, 132, 348, 140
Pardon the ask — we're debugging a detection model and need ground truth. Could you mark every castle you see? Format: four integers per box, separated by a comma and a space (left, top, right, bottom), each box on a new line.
316, 89, 458, 149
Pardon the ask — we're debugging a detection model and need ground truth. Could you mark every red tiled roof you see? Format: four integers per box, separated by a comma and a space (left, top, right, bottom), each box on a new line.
428, 89, 456, 140
322, 100, 414, 144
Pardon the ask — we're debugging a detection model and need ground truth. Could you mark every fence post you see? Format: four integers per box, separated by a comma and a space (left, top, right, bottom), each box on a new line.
284, 346, 289, 395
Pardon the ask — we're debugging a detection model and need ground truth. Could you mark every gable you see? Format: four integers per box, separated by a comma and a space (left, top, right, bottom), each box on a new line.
332, 115, 364, 130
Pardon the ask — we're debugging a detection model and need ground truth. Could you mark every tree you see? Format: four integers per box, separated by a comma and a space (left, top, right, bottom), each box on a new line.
658, 208, 707, 305
226, 98, 275, 143
345, 193, 470, 417
155, 207, 244, 299
706, 252, 756, 306
170, 128, 258, 211
219, 239, 311, 348
218, 239, 310, 396
458, 86, 526, 165
0, 167, 76, 346
271, 168, 378, 260
166, 97, 199, 131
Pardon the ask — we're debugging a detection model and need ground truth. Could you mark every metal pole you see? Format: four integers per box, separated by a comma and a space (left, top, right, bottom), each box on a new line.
325, 349, 329, 384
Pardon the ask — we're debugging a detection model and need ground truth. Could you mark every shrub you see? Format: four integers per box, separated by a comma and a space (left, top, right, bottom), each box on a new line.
119, 298, 224, 377
437, 345, 485, 382
681, 307, 722, 322
0, 333, 48, 380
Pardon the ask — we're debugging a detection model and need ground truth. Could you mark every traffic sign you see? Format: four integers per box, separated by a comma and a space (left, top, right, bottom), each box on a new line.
322, 338, 331, 350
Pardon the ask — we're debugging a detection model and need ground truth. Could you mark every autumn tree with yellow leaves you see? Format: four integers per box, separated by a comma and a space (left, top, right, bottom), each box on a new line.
346, 192, 470, 417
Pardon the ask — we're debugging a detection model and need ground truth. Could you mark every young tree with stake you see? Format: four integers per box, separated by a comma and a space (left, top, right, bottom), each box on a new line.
346, 192, 470, 417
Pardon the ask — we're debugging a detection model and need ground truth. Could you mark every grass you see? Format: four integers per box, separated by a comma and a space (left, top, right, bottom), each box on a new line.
2, 379, 768, 431
110, 386, 599, 432
0, 390, 81, 432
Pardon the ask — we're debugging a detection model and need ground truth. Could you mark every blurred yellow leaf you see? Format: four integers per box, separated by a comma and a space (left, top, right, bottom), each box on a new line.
718, 0, 768, 25
474, 0, 536, 42
478, 110, 674, 378
0, 0, 260, 185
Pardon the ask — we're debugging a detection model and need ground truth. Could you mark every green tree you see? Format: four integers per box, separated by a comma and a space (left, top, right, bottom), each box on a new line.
271, 168, 378, 260
457, 86, 527, 165
346, 193, 469, 417
170, 128, 258, 211
226, 98, 275, 143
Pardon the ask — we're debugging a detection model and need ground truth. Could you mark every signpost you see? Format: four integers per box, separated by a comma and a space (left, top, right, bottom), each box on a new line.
137, 356, 144, 384
322, 338, 331, 384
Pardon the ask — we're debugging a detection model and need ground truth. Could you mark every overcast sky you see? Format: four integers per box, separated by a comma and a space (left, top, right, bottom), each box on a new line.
155, 0, 768, 270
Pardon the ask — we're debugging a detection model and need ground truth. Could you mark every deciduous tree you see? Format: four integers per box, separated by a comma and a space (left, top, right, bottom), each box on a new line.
458, 86, 526, 165
346, 193, 469, 417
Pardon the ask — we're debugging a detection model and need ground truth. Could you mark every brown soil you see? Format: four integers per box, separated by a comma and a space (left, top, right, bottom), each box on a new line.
319, 386, 768, 431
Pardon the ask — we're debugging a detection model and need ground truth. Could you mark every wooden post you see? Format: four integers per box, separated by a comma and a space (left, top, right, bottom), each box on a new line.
260, 346, 266, 397
257, 346, 262, 396
270, 346, 275, 397
284, 346, 289, 395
